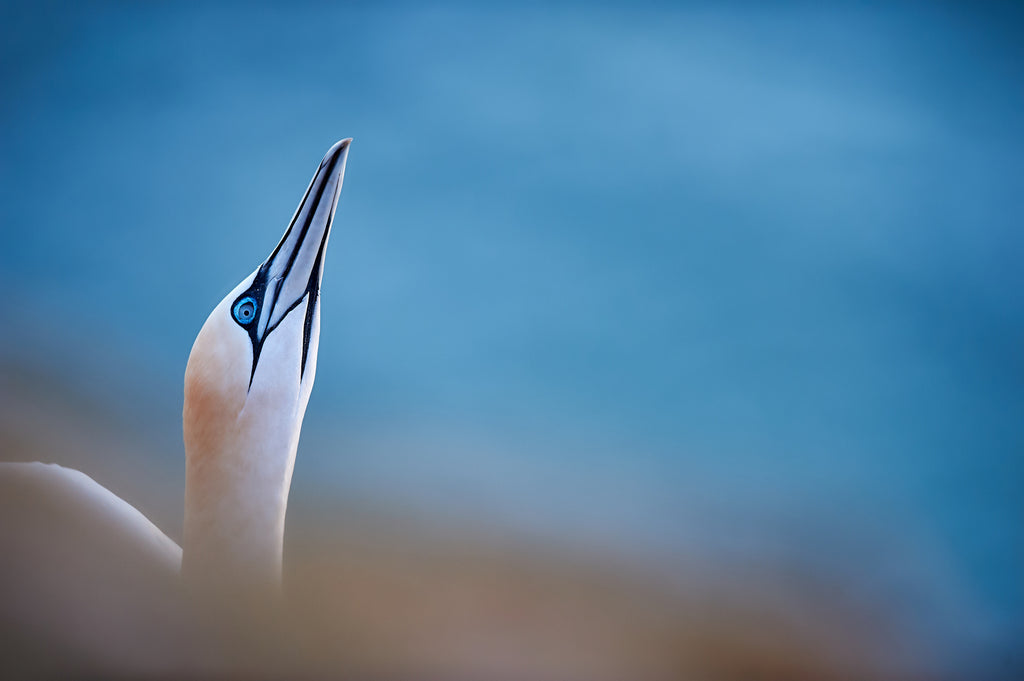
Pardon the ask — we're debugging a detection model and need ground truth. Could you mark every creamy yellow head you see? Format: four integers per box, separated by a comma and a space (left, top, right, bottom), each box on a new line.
182, 139, 350, 587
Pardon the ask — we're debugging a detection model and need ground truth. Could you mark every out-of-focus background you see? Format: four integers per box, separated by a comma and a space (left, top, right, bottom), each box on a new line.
1, 1, 1021, 679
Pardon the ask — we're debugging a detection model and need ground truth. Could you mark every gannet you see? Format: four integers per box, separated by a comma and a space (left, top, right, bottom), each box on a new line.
0, 139, 351, 602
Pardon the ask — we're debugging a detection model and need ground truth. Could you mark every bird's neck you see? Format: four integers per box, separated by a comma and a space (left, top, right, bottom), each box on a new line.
181, 402, 302, 590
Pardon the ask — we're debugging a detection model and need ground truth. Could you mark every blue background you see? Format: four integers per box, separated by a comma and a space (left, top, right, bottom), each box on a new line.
1, 2, 1021, 675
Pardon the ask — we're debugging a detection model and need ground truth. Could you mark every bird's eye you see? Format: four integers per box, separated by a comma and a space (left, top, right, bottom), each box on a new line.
233, 296, 258, 325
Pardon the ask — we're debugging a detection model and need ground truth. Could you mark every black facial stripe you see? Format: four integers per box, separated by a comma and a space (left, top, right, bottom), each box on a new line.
301, 226, 329, 377
232, 265, 271, 388
263, 157, 321, 265
276, 153, 340, 287
232, 153, 338, 390
259, 152, 341, 334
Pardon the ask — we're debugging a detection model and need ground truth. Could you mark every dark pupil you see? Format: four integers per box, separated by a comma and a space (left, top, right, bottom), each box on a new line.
240, 305, 253, 318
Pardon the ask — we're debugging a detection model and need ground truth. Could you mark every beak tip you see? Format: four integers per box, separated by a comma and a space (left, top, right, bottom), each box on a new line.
315, 137, 352, 175
318, 138, 352, 172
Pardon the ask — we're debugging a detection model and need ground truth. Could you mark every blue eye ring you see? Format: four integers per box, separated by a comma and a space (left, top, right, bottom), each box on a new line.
233, 296, 258, 325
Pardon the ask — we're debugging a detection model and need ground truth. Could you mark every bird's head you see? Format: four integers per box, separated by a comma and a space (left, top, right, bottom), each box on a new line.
183, 139, 350, 476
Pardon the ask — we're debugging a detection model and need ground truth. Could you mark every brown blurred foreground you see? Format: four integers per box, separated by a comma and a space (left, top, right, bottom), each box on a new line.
0, 364, 924, 680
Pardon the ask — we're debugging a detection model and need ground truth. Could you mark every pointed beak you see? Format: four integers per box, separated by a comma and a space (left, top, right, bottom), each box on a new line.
257, 138, 351, 338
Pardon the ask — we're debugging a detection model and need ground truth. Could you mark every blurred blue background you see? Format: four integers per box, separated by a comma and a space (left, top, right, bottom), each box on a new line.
0, 1, 1021, 677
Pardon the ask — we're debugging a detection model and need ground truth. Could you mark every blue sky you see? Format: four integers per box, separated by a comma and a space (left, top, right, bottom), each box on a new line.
1, 3, 1021, 673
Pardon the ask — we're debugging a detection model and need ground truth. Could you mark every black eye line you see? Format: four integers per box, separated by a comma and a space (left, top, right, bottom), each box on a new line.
237, 153, 340, 392
234, 265, 271, 389
235, 259, 321, 390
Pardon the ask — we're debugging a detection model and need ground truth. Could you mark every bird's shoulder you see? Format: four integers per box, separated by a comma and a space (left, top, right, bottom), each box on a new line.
0, 462, 188, 673
0, 461, 182, 573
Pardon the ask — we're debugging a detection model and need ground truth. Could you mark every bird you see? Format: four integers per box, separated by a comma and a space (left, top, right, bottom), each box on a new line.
0, 139, 352, 657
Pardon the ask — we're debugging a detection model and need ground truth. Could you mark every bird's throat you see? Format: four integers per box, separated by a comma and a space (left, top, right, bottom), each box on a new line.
181, 328, 306, 591
181, 426, 298, 590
